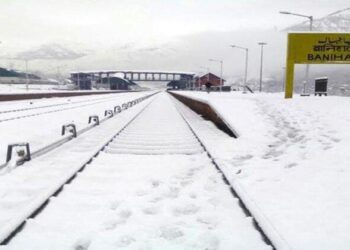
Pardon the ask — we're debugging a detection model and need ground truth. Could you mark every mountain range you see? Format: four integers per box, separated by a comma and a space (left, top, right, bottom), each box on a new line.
286, 7, 350, 31
14, 43, 87, 60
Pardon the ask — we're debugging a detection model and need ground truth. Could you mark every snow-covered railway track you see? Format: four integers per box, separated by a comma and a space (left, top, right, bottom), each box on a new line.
0, 95, 119, 115
0, 94, 124, 123
1, 93, 272, 250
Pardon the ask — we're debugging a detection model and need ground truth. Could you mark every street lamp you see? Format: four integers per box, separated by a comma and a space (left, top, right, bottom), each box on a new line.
208, 59, 223, 91
230, 45, 249, 93
279, 11, 313, 94
258, 42, 267, 92
24, 59, 29, 91
279, 11, 313, 31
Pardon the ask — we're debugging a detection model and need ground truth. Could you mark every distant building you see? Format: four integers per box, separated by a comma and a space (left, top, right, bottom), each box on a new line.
195, 73, 225, 89
70, 72, 139, 90
167, 80, 187, 90
70, 73, 92, 90
98, 76, 137, 90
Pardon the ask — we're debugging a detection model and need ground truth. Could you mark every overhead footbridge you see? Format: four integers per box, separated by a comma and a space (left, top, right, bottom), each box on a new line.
70, 70, 195, 90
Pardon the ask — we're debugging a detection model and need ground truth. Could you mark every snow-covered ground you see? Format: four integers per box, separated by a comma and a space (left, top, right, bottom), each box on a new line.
0, 95, 156, 243
0, 84, 70, 93
172, 91, 350, 250
0, 92, 153, 165
1, 93, 269, 250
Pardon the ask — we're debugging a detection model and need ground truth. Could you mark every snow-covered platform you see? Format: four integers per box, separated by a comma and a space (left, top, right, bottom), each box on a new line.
171, 90, 350, 250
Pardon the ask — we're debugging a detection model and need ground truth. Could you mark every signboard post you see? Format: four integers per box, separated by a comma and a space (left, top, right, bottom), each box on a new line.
285, 33, 350, 98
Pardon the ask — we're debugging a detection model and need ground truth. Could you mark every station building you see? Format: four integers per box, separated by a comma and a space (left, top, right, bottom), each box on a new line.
195, 73, 225, 89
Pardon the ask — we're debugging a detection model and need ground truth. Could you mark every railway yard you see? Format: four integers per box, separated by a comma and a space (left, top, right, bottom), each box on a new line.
0, 90, 349, 249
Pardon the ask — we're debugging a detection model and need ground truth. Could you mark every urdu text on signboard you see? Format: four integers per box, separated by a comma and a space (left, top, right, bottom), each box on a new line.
288, 33, 350, 64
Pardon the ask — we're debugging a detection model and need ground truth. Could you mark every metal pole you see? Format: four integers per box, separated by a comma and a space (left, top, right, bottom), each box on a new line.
25, 60, 29, 91
77, 73, 80, 89
230, 45, 249, 93
303, 16, 313, 94
309, 16, 313, 31
220, 60, 223, 92
258, 42, 267, 92
243, 49, 248, 93
259, 46, 263, 92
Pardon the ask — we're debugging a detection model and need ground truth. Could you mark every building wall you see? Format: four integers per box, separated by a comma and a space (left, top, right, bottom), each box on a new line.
196, 73, 224, 87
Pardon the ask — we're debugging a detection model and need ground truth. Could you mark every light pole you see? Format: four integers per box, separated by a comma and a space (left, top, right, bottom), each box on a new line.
230, 45, 249, 93
279, 11, 313, 94
25, 59, 29, 91
208, 59, 223, 91
258, 42, 267, 92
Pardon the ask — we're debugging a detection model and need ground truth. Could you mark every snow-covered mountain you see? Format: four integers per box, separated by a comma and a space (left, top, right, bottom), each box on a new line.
286, 7, 350, 31
15, 43, 87, 60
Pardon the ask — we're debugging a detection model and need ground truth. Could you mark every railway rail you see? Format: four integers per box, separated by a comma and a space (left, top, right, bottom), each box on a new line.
0, 94, 123, 115
0, 90, 133, 102
0, 94, 133, 123
0, 92, 275, 249
0, 92, 156, 170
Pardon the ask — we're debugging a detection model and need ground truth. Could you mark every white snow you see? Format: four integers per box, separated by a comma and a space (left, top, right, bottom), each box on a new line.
0, 84, 60, 93
172, 91, 350, 250
0, 92, 154, 164
1, 93, 269, 250
0, 95, 155, 243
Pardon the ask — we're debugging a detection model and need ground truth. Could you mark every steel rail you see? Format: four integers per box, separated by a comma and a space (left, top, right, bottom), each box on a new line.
0, 93, 158, 245
170, 94, 277, 250
0, 92, 158, 170
0, 96, 121, 123
0, 94, 121, 114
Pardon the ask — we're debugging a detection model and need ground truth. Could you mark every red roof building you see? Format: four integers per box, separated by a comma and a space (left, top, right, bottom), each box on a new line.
195, 73, 225, 88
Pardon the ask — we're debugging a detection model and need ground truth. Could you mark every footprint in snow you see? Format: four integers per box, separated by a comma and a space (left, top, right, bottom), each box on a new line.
189, 192, 197, 199
197, 216, 218, 229
151, 180, 161, 188
180, 180, 193, 187
136, 189, 149, 197
195, 232, 220, 249
109, 200, 121, 210
148, 196, 163, 203
172, 204, 200, 216
103, 218, 126, 230
73, 238, 91, 250
285, 163, 297, 168
118, 209, 132, 219
164, 187, 180, 199
115, 235, 136, 247
142, 206, 159, 215
330, 137, 341, 143
160, 226, 184, 240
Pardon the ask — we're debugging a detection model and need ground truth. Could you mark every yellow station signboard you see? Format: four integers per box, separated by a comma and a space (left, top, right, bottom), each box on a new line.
285, 33, 350, 98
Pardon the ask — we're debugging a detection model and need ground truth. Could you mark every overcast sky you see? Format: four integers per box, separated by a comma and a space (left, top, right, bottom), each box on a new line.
0, 0, 349, 78
1, 0, 349, 47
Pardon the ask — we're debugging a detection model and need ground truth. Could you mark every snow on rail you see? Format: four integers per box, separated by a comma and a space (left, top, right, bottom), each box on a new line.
0, 92, 155, 165
0, 95, 156, 244
1, 93, 270, 250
